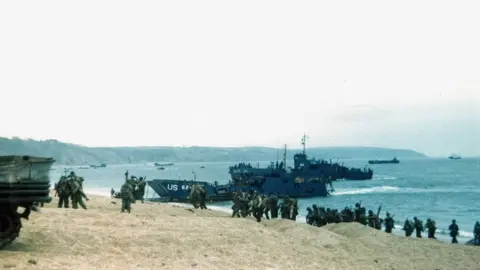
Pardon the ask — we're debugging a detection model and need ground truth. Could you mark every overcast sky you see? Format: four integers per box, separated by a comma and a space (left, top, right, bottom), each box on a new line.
0, 1, 479, 157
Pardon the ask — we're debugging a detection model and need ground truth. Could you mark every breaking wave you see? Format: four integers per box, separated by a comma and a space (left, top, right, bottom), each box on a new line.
333, 186, 400, 195
373, 175, 398, 180
333, 186, 480, 196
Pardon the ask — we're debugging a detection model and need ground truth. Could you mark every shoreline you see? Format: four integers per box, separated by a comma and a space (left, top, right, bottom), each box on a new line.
84, 189, 475, 245
1, 193, 479, 269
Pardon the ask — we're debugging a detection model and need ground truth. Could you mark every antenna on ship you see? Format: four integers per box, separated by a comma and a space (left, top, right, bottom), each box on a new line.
301, 133, 308, 155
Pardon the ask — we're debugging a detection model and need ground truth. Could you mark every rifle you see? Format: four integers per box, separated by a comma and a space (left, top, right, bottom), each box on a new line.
376, 204, 382, 216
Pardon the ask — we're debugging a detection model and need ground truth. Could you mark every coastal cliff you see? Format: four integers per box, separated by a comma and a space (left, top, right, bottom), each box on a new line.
0, 137, 426, 165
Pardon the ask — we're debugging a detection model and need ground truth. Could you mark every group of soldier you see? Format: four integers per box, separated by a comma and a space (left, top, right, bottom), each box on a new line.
53, 171, 90, 209
304, 202, 480, 245
230, 191, 299, 222
188, 188, 299, 223
192, 187, 480, 245
113, 171, 147, 213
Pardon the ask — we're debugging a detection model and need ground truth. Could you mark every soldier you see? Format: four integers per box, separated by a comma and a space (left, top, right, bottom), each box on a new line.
367, 210, 380, 230
402, 218, 414, 237
198, 185, 208, 209
426, 218, 437, 239
473, 221, 480, 245
413, 217, 424, 238
71, 177, 89, 209
129, 176, 138, 204
231, 191, 241, 218
266, 193, 279, 219
120, 178, 135, 213
110, 188, 115, 198
251, 193, 265, 222
189, 184, 207, 209
286, 197, 298, 221
354, 203, 367, 225
448, 219, 459, 244
312, 204, 321, 226
135, 177, 147, 203
57, 176, 70, 208
384, 212, 395, 233
306, 207, 314, 225
340, 207, 354, 222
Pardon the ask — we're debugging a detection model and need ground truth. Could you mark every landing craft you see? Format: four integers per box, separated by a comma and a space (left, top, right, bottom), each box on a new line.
148, 135, 375, 202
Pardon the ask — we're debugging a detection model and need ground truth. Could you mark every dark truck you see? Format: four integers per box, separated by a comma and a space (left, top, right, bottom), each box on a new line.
0, 155, 55, 249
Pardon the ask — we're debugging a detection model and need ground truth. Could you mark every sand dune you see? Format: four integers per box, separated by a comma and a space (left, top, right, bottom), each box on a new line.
1, 194, 479, 270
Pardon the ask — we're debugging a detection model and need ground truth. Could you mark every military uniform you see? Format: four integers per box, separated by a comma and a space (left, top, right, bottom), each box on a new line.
413, 217, 424, 238
402, 219, 414, 237
384, 212, 395, 233
120, 179, 135, 213
449, 219, 459, 244
70, 176, 89, 209
135, 178, 147, 203
57, 176, 70, 208
473, 221, 480, 245
426, 218, 436, 239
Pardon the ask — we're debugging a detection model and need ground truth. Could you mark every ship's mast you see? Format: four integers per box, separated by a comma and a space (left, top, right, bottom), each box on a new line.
301, 133, 308, 155
283, 144, 287, 170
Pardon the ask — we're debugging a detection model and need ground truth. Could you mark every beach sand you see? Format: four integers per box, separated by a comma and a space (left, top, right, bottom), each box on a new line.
1, 194, 479, 270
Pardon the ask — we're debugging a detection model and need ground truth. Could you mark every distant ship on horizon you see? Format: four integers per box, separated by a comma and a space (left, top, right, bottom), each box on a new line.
448, 154, 462, 160
368, 157, 399, 164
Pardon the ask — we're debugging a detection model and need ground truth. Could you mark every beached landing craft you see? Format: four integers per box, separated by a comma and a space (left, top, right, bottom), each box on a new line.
0, 155, 55, 249
147, 136, 342, 202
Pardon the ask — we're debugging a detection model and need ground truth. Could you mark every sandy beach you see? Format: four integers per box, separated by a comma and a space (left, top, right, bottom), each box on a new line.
1, 194, 479, 270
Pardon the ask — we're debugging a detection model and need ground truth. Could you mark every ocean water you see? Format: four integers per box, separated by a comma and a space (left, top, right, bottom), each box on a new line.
50, 158, 480, 243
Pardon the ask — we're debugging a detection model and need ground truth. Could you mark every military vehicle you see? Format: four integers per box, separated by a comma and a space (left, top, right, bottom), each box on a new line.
0, 155, 55, 249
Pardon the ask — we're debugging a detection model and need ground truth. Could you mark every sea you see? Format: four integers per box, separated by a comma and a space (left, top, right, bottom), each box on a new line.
50, 157, 480, 244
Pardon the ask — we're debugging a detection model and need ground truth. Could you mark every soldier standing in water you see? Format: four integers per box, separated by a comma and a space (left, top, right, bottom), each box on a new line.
449, 219, 459, 244
384, 212, 395, 233
426, 218, 437, 239
474, 221, 480, 245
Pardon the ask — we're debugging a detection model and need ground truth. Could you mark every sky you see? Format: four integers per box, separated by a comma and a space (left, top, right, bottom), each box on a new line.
0, 1, 479, 157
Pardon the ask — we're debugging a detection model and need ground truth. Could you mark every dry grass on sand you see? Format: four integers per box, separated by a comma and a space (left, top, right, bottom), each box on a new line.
1, 194, 479, 270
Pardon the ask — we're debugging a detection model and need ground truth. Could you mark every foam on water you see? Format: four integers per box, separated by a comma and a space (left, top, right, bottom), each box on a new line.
373, 175, 398, 180
333, 185, 480, 196
334, 186, 400, 195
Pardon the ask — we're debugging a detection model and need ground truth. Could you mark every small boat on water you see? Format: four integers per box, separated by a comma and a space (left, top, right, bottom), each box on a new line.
154, 162, 174, 167
90, 163, 107, 168
448, 154, 461, 160
368, 157, 399, 164
157, 167, 166, 170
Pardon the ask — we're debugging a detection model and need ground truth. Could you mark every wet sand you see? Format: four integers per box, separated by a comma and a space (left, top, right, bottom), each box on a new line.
1, 194, 479, 270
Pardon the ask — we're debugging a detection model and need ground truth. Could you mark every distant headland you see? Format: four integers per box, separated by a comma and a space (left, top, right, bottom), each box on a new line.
0, 137, 427, 165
